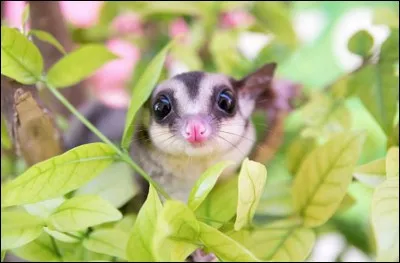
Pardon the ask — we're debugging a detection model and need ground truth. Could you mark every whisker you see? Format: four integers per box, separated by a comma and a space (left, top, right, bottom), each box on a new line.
215, 135, 245, 156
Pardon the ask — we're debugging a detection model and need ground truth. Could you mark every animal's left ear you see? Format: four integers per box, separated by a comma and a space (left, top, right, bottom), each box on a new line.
231, 62, 277, 116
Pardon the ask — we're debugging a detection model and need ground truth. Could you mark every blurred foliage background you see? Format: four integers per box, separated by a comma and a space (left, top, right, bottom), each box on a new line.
1, 1, 399, 262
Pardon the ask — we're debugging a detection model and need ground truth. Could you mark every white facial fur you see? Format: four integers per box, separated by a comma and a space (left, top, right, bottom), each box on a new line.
148, 73, 257, 158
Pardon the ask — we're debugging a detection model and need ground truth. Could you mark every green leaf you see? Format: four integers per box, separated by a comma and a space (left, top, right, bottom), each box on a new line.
43, 227, 81, 243
380, 29, 399, 65
1, 251, 5, 262
386, 147, 399, 178
1, 143, 116, 207
292, 132, 365, 227
337, 193, 357, 213
121, 41, 174, 150
1, 26, 43, 84
348, 30, 374, 57
24, 197, 65, 219
252, 2, 297, 49
47, 44, 118, 88
115, 213, 137, 232
21, 3, 30, 33
286, 137, 317, 175
83, 229, 129, 260
198, 222, 260, 262
188, 160, 234, 211
153, 201, 200, 261
126, 185, 162, 261
256, 179, 293, 217
170, 43, 203, 71
371, 176, 399, 261
353, 158, 386, 187
11, 233, 61, 261
1, 117, 11, 150
75, 162, 138, 209
229, 219, 315, 261
195, 177, 238, 228
29, 30, 67, 55
373, 7, 399, 28
1, 211, 45, 250
48, 195, 122, 232
235, 158, 267, 231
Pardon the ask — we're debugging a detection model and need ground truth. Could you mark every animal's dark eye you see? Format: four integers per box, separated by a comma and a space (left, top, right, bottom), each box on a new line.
153, 95, 172, 120
217, 90, 236, 114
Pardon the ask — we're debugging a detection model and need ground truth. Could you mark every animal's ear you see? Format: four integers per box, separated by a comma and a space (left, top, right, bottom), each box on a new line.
232, 62, 277, 102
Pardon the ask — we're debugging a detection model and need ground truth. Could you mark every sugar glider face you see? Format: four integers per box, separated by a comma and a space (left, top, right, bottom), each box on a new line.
146, 63, 276, 157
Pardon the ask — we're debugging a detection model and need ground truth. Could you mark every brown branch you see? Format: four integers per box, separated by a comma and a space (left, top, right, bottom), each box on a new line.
1, 75, 64, 166
29, 1, 88, 117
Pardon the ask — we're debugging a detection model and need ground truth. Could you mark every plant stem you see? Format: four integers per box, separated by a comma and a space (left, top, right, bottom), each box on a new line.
45, 82, 171, 199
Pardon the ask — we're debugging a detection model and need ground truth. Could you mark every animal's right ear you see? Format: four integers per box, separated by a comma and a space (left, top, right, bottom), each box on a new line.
232, 62, 277, 102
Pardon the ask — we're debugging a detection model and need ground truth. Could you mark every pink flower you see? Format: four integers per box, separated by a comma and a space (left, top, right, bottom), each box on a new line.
111, 11, 143, 36
90, 39, 141, 108
220, 10, 255, 29
59, 1, 103, 28
168, 18, 189, 43
3, 1, 30, 31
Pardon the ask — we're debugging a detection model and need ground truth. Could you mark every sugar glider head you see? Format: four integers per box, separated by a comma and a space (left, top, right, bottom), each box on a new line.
144, 63, 277, 157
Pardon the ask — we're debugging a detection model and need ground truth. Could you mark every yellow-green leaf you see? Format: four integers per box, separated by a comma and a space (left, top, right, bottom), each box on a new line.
336, 193, 357, 213
286, 137, 316, 175
24, 197, 65, 219
43, 227, 81, 243
75, 162, 139, 209
386, 147, 399, 178
48, 195, 122, 232
11, 233, 61, 262
1, 26, 43, 84
1, 143, 116, 207
371, 176, 399, 261
1, 211, 45, 250
1, 117, 11, 150
83, 229, 129, 260
153, 201, 199, 261
199, 222, 260, 262
126, 185, 162, 261
188, 160, 234, 211
229, 219, 315, 261
1, 251, 5, 262
195, 176, 238, 228
29, 30, 66, 55
47, 44, 118, 88
235, 158, 267, 231
21, 3, 30, 34
353, 158, 386, 187
292, 132, 365, 227
256, 179, 293, 217
121, 41, 174, 150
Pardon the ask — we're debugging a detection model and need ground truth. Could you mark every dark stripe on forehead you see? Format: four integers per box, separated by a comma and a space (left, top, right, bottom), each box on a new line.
173, 71, 204, 99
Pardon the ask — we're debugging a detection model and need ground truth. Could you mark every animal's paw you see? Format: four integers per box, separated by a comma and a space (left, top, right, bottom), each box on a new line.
188, 248, 219, 262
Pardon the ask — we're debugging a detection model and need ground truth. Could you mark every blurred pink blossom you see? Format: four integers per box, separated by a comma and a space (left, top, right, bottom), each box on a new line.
90, 39, 141, 108
59, 1, 103, 28
169, 18, 189, 43
220, 10, 255, 29
4, 1, 29, 31
111, 11, 143, 36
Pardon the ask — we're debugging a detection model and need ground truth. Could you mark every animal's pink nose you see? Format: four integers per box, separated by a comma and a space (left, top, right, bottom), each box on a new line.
184, 118, 210, 144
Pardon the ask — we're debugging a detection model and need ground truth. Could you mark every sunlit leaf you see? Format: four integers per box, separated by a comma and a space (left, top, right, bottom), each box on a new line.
286, 136, 316, 175
24, 197, 65, 219
336, 193, 357, 213
11, 232, 61, 261
353, 158, 386, 187
1, 211, 45, 250
229, 219, 315, 261
292, 132, 365, 227
170, 43, 203, 71
199, 222, 260, 262
83, 229, 129, 260
1, 143, 116, 207
348, 30, 374, 57
21, 3, 30, 33
29, 30, 67, 55
47, 44, 118, 88
1, 251, 5, 262
235, 158, 267, 231
373, 7, 399, 28
386, 147, 399, 178
188, 160, 234, 211
1, 26, 43, 84
43, 227, 81, 244
195, 177, 238, 228
75, 162, 138, 209
114, 213, 137, 232
153, 201, 200, 261
371, 176, 399, 261
126, 185, 162, 261
256, 178, 293, 217
48, 195, 122, 232
121, 41, 174, 150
